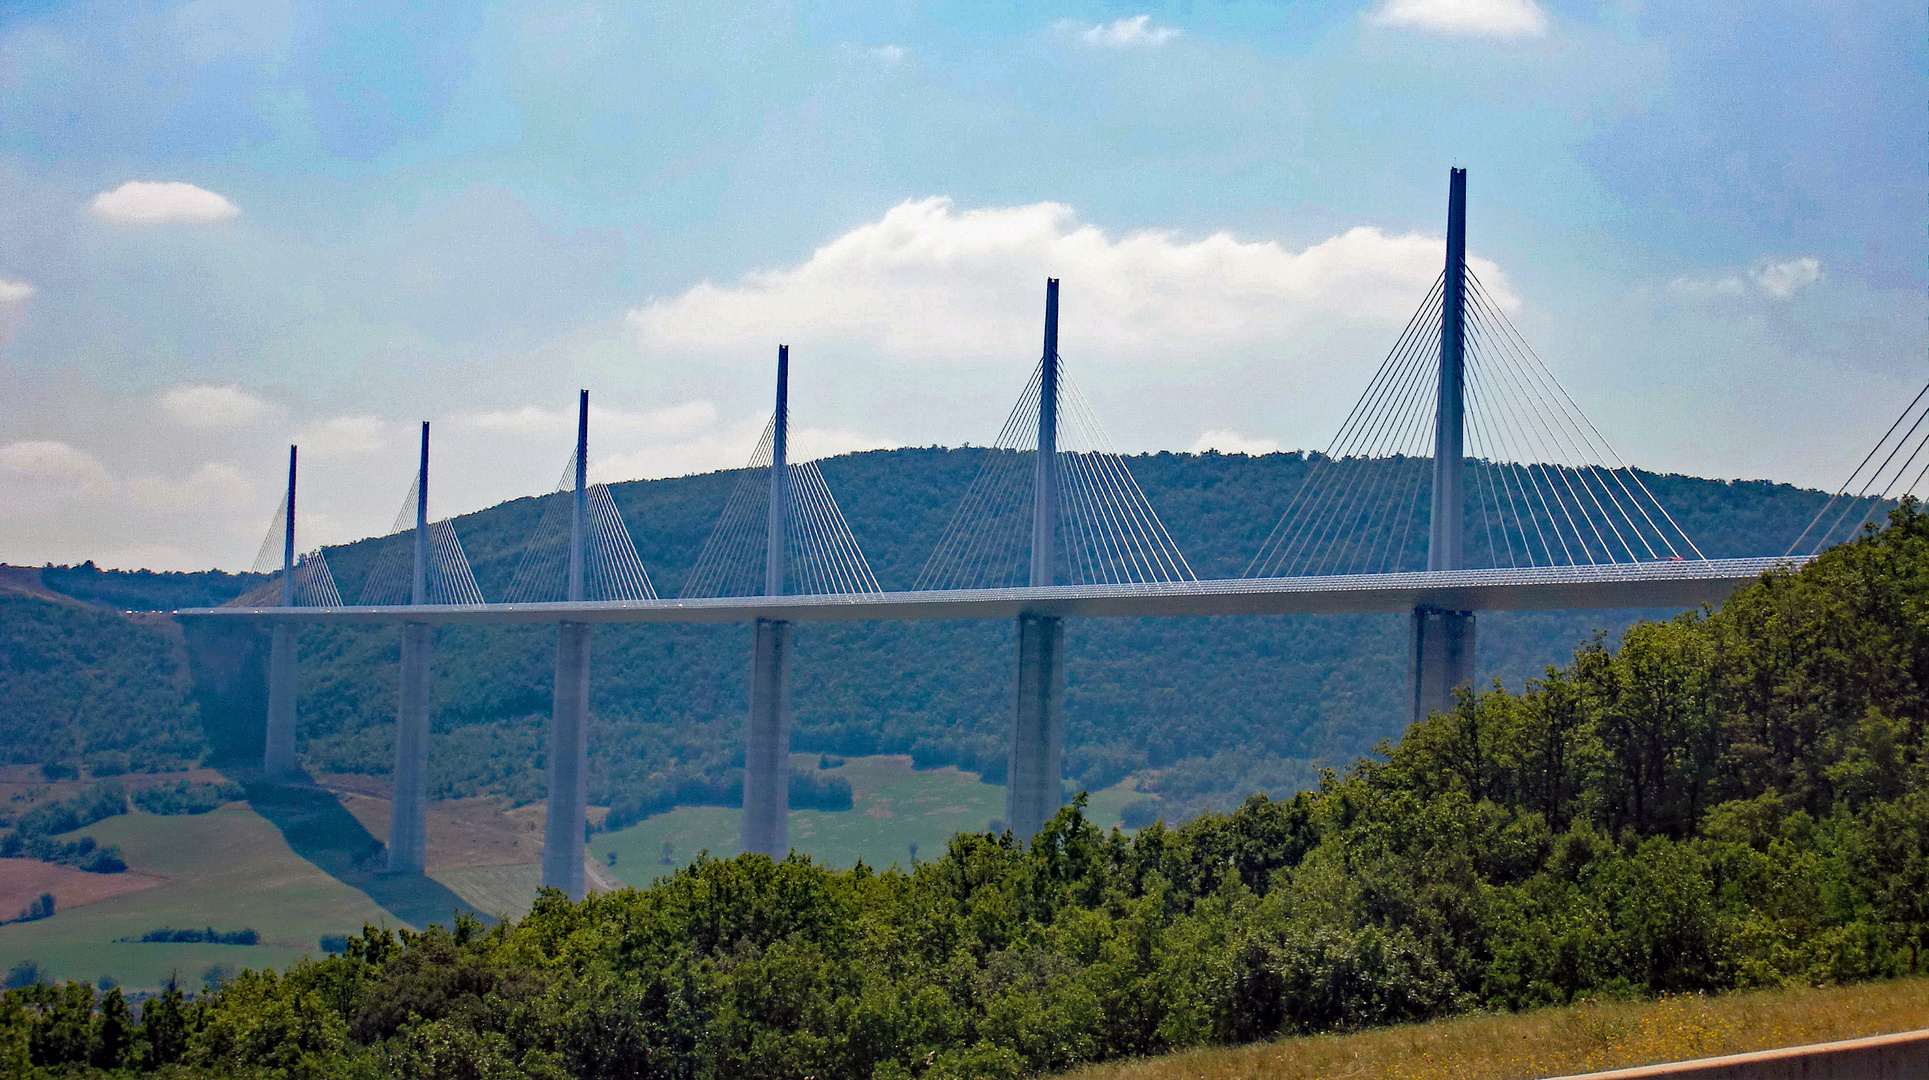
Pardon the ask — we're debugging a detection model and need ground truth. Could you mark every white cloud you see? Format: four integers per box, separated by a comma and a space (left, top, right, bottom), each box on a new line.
0, 441, 114, 517
461, 400, 719, 441
1670, 256, 1823, 302
89, 181, 240, 225
296, 415, 388, 458
451, 399, 887, 486
1190, 429, 1283, 456
128, 461, 256, 511
1074, 15, 1180, 48
627, 197, 1515, 362
0, 279, 34, 304
1368, 0, 1548, 38
843, 42, 907, 65
1750, 257, 1823, 299
158, 382, 276, 427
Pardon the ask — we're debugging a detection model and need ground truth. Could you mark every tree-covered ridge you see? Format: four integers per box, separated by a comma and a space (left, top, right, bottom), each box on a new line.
5, 507, 1923, 1079
36, 563, 268, 613
0, 449, 1841, 818
0, 598, 204, 777
273, 449, 1834, 822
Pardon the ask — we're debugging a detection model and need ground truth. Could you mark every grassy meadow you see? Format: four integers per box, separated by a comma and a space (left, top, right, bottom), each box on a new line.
1059, 976, 1929, 1080
0, 755, 1121, 986
0, 805, 394, 991
592, 754, 1140, 886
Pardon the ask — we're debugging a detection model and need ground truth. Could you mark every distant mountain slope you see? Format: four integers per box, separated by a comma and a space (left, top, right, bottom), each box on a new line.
0, 597, 205, 777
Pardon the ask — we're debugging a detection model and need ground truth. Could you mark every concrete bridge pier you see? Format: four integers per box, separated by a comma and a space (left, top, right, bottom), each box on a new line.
1008, 278, 1067, 844
741, 349, 794, 860
743, 617, 794, 858
387, 422, 434, 875
388, 622, 433, 874
542, 392, 594, 896
264, 445, 301, 779
1410, 168, 1476, 724
542, 622, 592, 896
1007, 613, 1065, 842
264, 624, 299, 778
1410, 608, 1475, 723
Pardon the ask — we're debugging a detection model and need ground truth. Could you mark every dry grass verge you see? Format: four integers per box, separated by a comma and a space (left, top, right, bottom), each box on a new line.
1061, 976, 1929, 1080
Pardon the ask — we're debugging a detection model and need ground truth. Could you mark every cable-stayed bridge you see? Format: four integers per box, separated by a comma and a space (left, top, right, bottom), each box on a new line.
186, 168, 1922, 898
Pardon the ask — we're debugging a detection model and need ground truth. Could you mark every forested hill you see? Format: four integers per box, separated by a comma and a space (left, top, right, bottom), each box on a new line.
18, 449, 1834, 822
9, 501, 1924, 1080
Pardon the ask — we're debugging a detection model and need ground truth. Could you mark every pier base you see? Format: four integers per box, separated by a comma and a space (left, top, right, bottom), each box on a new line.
542, 623, 592, 898
387, 623, 432, 874
742, 618, 793, 859
1410, 606, 1476, 725
1007, 613, 1066, 844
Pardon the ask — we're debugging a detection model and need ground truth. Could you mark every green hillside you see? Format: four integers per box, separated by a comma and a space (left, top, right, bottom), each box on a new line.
6, 502, 1923, 1080
281, 449, 1830, 823
12, 449, 1833, 822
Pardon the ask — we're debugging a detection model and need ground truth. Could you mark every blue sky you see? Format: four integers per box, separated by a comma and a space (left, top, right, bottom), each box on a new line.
0, 0, 1922, 569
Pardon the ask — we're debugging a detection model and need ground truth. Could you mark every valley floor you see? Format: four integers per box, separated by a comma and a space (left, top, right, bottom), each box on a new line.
1059, 976, 1929, 1080
0, 755, 1137, 989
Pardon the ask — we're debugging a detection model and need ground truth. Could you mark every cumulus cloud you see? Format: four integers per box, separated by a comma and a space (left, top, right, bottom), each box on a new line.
1073, 15, 1180, 48
128, 462, 256, 511
1190, 429, 1283, 456
0, 441, 115, 517
90, 181, 240, 225
0, 279, 34, 304
1670, 256, 1823, 302
453, 398, 886, 484
158, 382, 277, 427
627, 197, 1514, 363
461, 400, 719, 441
1750, 257, 1823, 299
295, 415, 388, 458
1368, 0, 1548, 38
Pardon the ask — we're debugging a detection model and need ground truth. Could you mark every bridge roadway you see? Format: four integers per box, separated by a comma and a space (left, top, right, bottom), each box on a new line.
179, 556, 1801, 625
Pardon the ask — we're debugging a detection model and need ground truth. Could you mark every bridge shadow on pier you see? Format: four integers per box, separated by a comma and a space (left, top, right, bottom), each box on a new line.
223, 768, 493, 930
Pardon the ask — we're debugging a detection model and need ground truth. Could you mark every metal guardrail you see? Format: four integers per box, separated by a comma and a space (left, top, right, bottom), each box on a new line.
1548, 1026, 1928, 1079
177, 557, 1806, 626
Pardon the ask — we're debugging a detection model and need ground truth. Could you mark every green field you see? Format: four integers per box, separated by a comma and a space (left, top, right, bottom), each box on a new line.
593, 754, 1139, 887
2, 757, 1132, 987
0, 806, 401, 991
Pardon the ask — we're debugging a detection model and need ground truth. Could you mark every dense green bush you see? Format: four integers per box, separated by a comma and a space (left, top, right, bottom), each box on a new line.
13, 783, 127, 837
0, 833, 126, 874
4, 506, 1923, 1078
125, 928, 259, 946
0, 783, 130, 874
130, 780, 244, 815
5, 894, 54, 926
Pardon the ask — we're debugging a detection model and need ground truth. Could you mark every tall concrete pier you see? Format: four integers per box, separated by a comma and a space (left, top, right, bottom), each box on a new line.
1411, 168, 1477, 723
264, 445, 300, 778
1007, 279, 1067, 843
389, 422, 433, 874
542, 391, 593, 897
743, 346, 794, 858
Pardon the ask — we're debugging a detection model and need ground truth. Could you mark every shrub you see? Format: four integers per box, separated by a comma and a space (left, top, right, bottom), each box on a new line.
132, 780, 244, 816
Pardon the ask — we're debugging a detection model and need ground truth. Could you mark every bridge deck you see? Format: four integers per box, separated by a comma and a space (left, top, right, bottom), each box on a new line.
177, 557, 1800, 625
